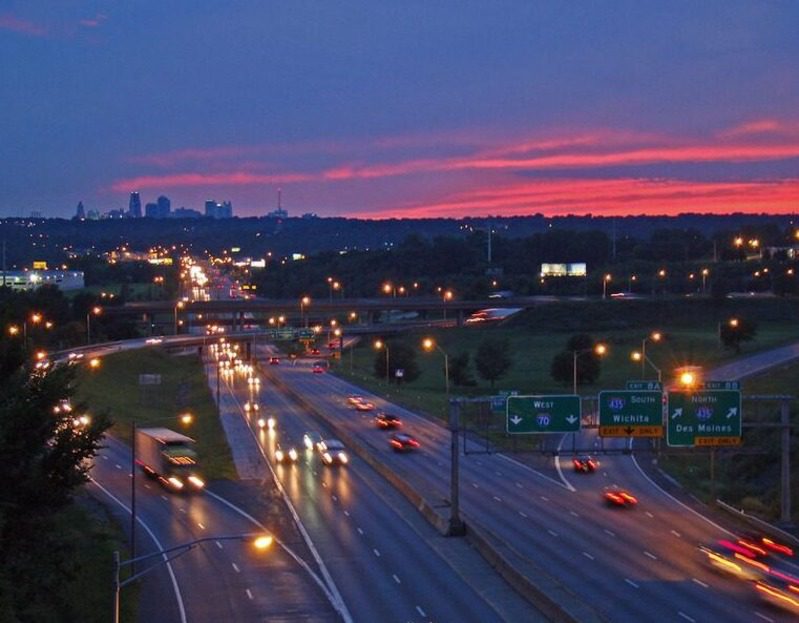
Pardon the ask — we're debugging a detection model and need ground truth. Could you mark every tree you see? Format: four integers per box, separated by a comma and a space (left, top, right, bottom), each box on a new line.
373, 340, 419, 383
0, 363, 110, 620
475, 338, 512, 388
720, 318, 757, 353
450, 351, 476, 387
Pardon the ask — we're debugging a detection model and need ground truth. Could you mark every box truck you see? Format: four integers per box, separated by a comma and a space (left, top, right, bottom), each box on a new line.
135, 427, 205, 492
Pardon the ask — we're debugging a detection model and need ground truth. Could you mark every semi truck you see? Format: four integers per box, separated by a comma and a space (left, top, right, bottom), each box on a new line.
135, 427, 205, 492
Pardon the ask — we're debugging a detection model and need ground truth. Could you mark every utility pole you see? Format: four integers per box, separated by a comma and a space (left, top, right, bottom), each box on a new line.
781, 399, 791, 523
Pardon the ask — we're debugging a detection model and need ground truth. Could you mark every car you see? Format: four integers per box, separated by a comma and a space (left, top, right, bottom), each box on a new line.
327, 341, 338, 350
145, 337, 163, 345
754, 578, 799, 614
389, 433, 420, 452
603, 487, 638, 508
375, 412, 402, 429
354, 401, 375, 412
269, 356, 280, 365
309, 348, 321, 356
274, 444, 299, 464
347, 395, 364, 405
303, 432, 323, 450
312, 363, 325, 374
572, 455, 599, 473
698, 541, 770, 582
318, 439, 348, 465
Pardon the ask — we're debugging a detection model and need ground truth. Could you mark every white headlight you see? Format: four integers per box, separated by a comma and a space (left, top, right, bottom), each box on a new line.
288, 448, 298, 461
168, 477, 184, 489
323, 452, 332, 463
188, 475, 205, 488
275, 450, 284, 461
339, 453, 348, 464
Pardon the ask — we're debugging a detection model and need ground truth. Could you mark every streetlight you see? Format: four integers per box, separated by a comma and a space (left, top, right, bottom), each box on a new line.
572, 343, 607, 395
631, 351, 661, 382
701, 268, 709, 294
640, 331, 662, 378
442, 289, 454, 321
422, 338, 449, 401
87, 306, 102, 345
114, 533, 272, 623
300, 296, 310, 328
382, 282, 396, 298
174, 301, 185, 335
602, 273, 611, 299
374, 339, 390, 384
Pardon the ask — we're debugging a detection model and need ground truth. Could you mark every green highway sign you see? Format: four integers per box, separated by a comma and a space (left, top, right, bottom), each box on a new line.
598, 390, 664, 437
625, 380, 662, 391
667, 389, 742, 447
506, 395, 581, 434
262, 328, 315, 341
491, 390, 519, 414
702, 380, 740, 390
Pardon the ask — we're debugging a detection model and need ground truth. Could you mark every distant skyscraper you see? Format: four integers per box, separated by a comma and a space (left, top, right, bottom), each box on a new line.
75, 201, 85, 219
128, 192, 142, 218
144, 202, 159, 218
145, 196, 171, 218
204, 199, 233, 218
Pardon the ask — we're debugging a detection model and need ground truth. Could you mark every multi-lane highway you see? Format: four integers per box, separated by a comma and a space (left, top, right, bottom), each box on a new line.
263, 355, 797, 622
211, 346, 543, 622
90, 436, 340, 622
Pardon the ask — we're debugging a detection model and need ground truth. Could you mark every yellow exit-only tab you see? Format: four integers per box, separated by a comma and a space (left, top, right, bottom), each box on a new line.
599, 426, 663, 438
695, 437, 742, 447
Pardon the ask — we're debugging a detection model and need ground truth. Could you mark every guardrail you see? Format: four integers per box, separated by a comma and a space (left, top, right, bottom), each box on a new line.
716, 499, 799, 546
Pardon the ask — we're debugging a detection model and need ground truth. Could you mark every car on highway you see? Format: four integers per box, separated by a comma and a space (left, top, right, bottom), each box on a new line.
375, 412, 402, 429
145, 337, 163, 345
603, 487, 638, 508
303, 432, 323, 450
312, 362, 326, 374
354, 401, 375, 412
347, 394, 364, 405
698, 540, 772, 581
754, 577, 799, 614
269, 356, 280, 365
389, 433, 420, 452
309, 348, 321, 356
572, 455, 599, 473
274, 444, 299, 464
318, 439, 349, 465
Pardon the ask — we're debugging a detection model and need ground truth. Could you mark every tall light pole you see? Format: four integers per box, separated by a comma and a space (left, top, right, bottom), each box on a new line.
114, 533, 272, 623
374, 339, 390, 383
422, 338, 449, 403
602, 273, 611, 299
631, 351, 661, 382
640, 331, 662, 378
573, 343, 607, 395
86, 306, 102, 345
382, 282, 396, 298
173, 301, 185, 335
300, 296, 310, 328
701, 268, 709, 294
442, 289, 453, 322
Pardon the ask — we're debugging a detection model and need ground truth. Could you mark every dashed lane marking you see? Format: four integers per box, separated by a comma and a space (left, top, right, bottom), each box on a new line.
215, 541, 223, 549
604, 529, 615, 537
645, 511, 654, 518
493, 496, 502, 502
393, 574, 401, 584
373, 549, 381, 557
540, 495, 549, 502
677, 612, 695, 623
115, 464, 122, 469
416, 606, 426, 617
582, 552, 595, 560
644, 551, 657, 560
357, 527, 364, 535
569, 510, 579, 517
671, 530, 681, 538
625, 579, 639, 589
548, 529, 558, 537
246, 589, 253, 600
518, 511, 528, 518
343, 510, 350, 517
161, 495, 168, 501
232, 563, 240, 573
754, 612, 774, 622
692, 578, 708, 588
197, 522, 205, 530
331, 495, 338, 502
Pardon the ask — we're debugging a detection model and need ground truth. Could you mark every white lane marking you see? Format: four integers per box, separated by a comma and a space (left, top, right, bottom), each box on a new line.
497, 453, 574, 492
179, 508, 187, 514
416, 606, 426, 617
518, 511, 528, 518
472, 483, 479, 488
373, 549, 381, 557
582, 552, 595, 560
515, 482, 523, 489
692, 578, 708, 588
540, 495, 549, 502
102, 455, 109, 460
630, 455, 735, 537
161, 495, 168, 501
357, 527, 364, 535
393, 574, 401, 584
645, 511, 654, 518
553, 434, 577, 492
331, 494, 338, 502
495, 471, 502, 476
671, 530, 682, 538
754, 612, 774, 622
678, 613, 695, 623
625, 578, 639, 589
144, 484, 151, 490
89, 478, 188, 623
115, 464, 122, 469
246, 589, 253, 600
644, 551, 657, 560
569, 510, 579, 517
604, 529, 616, 537
232, 563, 240, 573
322, 481, 328, 488
313, 470, 318, 476
493, 496, 502, 502
343, 510, 350, 517
215, 541, 223, 549
548, 529, 558, 537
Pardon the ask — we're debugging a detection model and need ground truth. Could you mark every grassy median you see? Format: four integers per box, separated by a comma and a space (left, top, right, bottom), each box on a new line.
76, 347, 237, 480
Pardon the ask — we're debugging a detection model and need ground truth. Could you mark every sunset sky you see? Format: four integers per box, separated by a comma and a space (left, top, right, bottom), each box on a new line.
2, 1, 798, 219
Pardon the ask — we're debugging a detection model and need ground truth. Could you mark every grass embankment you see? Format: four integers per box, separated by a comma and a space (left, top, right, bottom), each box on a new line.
77, 347, 237, 480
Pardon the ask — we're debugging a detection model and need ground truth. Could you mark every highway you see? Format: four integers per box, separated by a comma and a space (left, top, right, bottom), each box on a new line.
90, 436, 339, 623
212, 347, 541, 622
263, 357, 797, 622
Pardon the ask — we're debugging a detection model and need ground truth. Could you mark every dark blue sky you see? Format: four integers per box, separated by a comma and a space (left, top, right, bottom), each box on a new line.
2, 1, 798, 218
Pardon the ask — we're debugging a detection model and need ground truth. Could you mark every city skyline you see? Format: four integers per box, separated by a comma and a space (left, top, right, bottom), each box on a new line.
2, 2, 799, 219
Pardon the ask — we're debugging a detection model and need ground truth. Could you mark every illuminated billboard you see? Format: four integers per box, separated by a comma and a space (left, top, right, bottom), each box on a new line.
540, 263, 587, 277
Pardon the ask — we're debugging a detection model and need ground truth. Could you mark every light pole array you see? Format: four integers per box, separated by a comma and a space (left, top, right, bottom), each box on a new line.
640, 331, 662, 378
374, 339, 390, 383
86, 306, 102, 345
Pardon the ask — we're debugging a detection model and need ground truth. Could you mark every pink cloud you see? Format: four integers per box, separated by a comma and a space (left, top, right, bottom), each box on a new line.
0, 13, 47, 37
79, 13, 108, 28
110, 171, 314, 192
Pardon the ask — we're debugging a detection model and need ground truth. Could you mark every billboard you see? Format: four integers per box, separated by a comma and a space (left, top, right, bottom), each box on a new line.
540, 263, 587, 277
